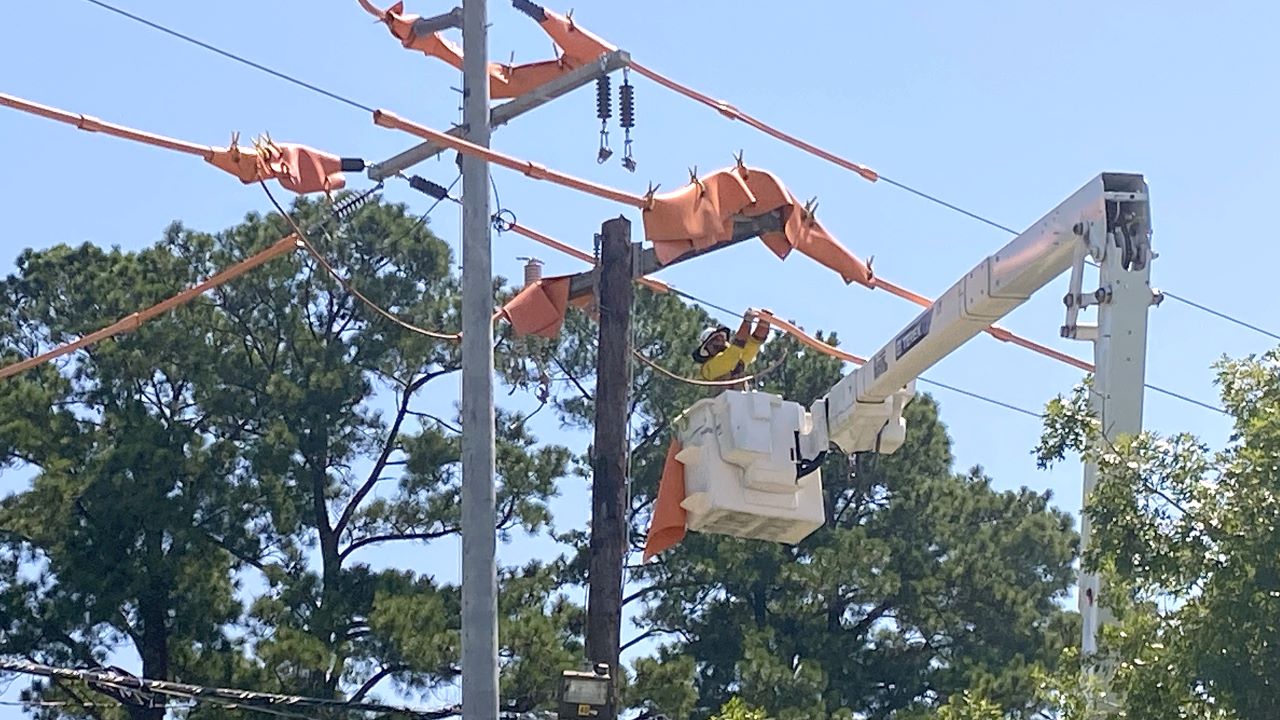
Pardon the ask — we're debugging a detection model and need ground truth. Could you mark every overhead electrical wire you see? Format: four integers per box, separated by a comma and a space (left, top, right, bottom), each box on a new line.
79, 0, 376, 114
625, 62, 1280, 345
372, 111, 1219, 407
0, 182, 469, 382
0, 658, 459, 719
71, 0, 1280, 348
496, 206, 1223, 410
0, 235, 302, 381
29, 1, 1231, 417
260, 180, 464, 340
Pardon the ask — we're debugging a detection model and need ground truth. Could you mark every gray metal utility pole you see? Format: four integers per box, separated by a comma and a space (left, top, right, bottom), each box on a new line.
585, 216, 634, 685
460, 0, 499, 718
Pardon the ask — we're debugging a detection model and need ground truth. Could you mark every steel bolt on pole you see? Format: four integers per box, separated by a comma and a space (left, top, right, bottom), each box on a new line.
460, 0, 499, 718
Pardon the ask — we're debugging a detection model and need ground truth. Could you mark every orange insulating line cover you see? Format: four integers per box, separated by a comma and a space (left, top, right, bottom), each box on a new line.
0, 92, 345, 195
1, 91, 210, 156
0, 235, 301, 381
356, 1, 609, 99
1, 91, 345, 196
753, 309, 867, 365
531, 5, 617, 64
643, 438, 688, 561
504, 220, 672, 294
374, 109, 647, 208
629, 62, 880, 184
374, 110, 871, 289
871, 277, 1094, 372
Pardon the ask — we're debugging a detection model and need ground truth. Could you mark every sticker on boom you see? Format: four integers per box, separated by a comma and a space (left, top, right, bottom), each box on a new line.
894, 307, 933, 360
872, 350, 888, 378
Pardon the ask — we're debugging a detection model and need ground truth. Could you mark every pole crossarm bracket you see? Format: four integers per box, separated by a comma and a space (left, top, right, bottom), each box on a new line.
368, 49, 631, 180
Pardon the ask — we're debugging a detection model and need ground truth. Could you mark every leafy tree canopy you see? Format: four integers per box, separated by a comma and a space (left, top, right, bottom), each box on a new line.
1032, 353, 1280, 719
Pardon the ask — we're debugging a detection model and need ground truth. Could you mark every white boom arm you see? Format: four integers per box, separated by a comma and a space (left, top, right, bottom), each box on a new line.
805, 172, 1152, 457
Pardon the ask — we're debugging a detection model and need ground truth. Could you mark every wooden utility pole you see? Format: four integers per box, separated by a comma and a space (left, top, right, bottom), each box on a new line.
585, 215, 633, 681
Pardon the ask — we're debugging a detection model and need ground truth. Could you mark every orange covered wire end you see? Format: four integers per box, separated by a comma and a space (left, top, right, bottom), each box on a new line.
528, 4, 617, 64
205, 133, 346, 195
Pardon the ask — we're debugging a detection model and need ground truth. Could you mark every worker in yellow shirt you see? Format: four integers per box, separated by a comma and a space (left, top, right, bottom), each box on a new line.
691, 311, 772, 384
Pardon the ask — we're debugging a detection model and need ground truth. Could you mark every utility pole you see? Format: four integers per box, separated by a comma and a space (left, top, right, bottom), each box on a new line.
586, 216, 634, 687
460, 0, 498, 718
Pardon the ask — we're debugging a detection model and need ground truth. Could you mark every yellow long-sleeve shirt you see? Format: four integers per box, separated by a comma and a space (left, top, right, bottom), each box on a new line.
698, 336, 763, 382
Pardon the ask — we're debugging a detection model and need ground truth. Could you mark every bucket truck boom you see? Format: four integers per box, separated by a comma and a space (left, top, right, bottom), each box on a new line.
665, 171, 1153, 663
804, 171, 1153, 458
666, 171, 1154, 549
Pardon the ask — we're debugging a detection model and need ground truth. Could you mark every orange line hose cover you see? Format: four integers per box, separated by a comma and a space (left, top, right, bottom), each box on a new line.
0, 92, 345, 195
0, 235, 301, 381
641, 162, 874, 286
374, 109, 872, 289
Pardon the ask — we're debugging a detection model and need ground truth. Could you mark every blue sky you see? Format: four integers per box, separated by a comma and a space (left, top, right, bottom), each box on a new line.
2, 0, 1277, 714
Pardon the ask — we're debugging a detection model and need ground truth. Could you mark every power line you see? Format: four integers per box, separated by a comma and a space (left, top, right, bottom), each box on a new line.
79, 0, 375, 113
878, 176, 1021, 235
666, 285, 1046, 418
68, 0, 1233, 418
665, 283, 1227, 418
1147, 384, 1230, 415
78, 0, 1280, 349
1160, 290, 1280, 343
0, 659, 460, 719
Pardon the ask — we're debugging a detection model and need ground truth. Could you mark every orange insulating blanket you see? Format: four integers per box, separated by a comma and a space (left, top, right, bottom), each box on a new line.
642, 438, 688, 561
356, 1, 614, 99
0, 93, 345, 195
642, 162, 875, 287
498, 274, 592, 338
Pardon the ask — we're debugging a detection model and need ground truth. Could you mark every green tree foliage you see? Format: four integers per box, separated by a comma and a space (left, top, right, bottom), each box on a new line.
1034, 355, 1280, 718
0, 194, 577, 716
519, 289, 1080, 719
710, 696, 770, 720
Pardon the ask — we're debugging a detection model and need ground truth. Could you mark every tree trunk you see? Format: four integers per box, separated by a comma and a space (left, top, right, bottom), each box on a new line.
133, 531, 170, 720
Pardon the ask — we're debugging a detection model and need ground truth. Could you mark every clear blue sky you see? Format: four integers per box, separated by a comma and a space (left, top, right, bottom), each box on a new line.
2, 0, 1277, 714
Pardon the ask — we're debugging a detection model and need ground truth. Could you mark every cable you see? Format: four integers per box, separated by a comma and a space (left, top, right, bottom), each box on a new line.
57, 2, 1240, 414
0, 235, 300, 381
77, 0, 1276, 347
259, 181, 463, 340
1160, 290, 1280, 343
1147, 384, 1230, 415
878, 176, 1020, 235
627, 64, 1280, 343
500, 214, 1226, 414
0, 658, 459, 718
79, 0, 375, 113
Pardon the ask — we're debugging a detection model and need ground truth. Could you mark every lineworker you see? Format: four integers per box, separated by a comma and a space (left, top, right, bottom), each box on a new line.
691, 311, 771, 385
